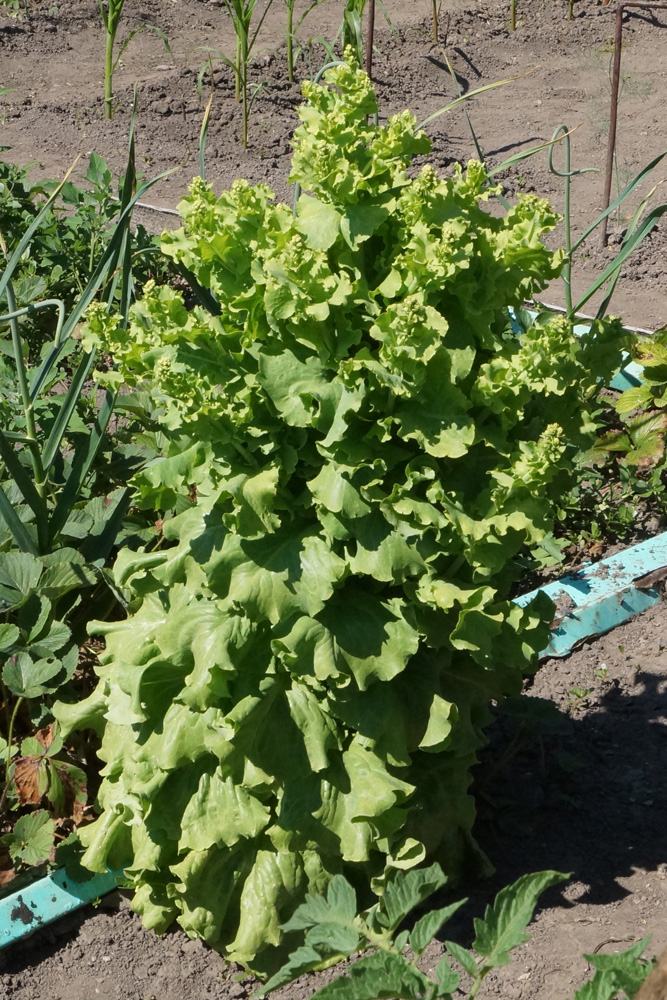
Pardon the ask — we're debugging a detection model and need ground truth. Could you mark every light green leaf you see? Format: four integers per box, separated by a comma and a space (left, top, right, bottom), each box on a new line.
615, 384, 653, 415
296, 196, 342, 250
278, 591, 419, 691
257, 349, 328, 428
179, 771, 271, 851
228, 850, 305, 963
347, 516, 426, 584
227, 467, 281, 535
315, 590, 420, 690
171, 844, 251, 945
340, 202, 389, 249
208, 527, 346, 624
309, 462, 372, 518
285, 682, 340, 772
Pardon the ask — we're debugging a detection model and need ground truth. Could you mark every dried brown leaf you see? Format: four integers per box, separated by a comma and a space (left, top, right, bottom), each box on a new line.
35, 723, 56, 751
12, 755, 47, 805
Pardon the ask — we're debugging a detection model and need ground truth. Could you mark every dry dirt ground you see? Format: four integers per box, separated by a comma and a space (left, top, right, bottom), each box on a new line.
2, 0, 667, 997
1, 0, 667, 327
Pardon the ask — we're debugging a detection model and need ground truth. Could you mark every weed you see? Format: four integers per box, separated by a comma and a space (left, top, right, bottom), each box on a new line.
258, 865, 654, 1000
568, 685, 593, 710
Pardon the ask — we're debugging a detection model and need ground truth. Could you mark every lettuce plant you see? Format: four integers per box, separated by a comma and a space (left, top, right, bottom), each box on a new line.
58, 55, 629, 971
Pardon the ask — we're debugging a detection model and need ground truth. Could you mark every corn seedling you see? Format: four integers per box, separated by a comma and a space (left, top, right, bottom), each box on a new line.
219, 0, 275, 148
0, 114, 168, 558
341, 0, 367, 66
432, 0, 443, 42
97, 0, 170, 119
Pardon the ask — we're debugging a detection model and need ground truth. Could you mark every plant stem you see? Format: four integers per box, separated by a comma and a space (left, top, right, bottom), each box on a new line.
286, 0, 294, 82
510, 0, 516, 30
104, 22, 116, 119
563, 136, 573, 316
235, 34, 241, 102
5, 282, 47, 501
1, 695, 23, 816
432, 0, 438, 42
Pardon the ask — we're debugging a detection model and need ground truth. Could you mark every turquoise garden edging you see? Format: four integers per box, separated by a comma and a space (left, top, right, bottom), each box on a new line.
0, 867, 119, 947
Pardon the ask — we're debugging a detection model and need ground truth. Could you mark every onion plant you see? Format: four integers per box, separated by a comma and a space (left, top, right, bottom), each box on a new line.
97, 0, 170, 119
285, 0, 326, 83
0, 113, 169, 559
0, 117, 171, 872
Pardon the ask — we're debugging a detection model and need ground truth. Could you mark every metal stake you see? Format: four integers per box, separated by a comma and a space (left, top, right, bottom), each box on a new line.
365, 0, 376, 79
601, 1, 667, 246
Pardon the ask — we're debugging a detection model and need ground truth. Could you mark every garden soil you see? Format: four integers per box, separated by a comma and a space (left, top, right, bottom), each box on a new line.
2, 0, 667, 997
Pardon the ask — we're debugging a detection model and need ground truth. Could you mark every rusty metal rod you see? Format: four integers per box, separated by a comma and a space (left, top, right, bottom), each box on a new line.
601, 1, 667, 246
365, 0, 376, 79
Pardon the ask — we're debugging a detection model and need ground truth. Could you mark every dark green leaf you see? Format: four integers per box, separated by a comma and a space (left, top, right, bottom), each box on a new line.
374, 864, 447, 932
433, 955, 460, 996
309, 949, 434, 1000
2, 809, 55, 866
472, 871, 568, 973
409, 900, 467, 956
445, 940, 478, 978
3, 651, 65, 698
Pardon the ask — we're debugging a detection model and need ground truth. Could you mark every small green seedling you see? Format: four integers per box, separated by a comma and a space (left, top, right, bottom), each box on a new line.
568, 685, 593, 709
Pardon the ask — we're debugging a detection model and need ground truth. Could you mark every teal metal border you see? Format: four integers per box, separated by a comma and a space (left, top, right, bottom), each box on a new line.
516, 532, 667, 658
0, 868, 118, 947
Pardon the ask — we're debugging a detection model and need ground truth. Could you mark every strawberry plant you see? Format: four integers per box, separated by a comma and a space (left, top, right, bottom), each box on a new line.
0, 129, 171, 890
59, 55, 629, 971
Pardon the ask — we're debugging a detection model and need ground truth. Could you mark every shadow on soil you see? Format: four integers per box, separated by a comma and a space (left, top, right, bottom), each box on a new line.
433, 662, 667, 942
